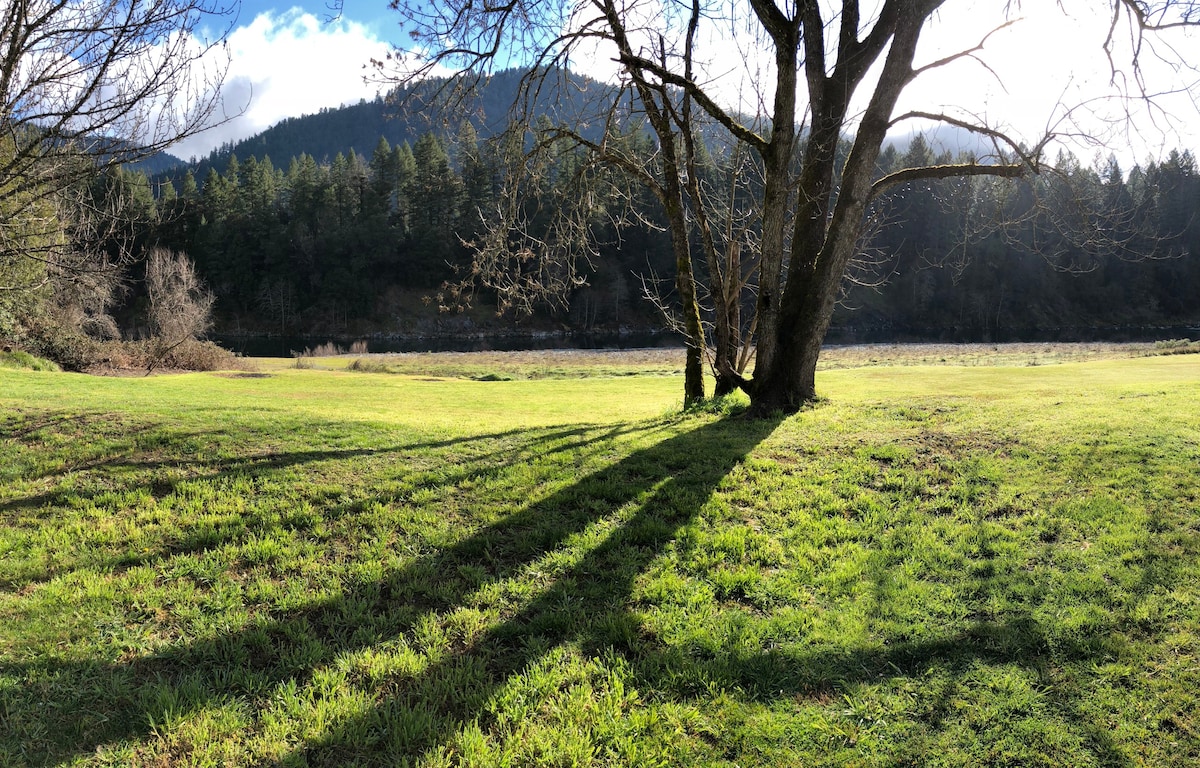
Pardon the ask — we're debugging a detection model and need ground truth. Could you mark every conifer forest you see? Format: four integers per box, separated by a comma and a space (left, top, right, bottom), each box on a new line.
131, 107, 1200, 343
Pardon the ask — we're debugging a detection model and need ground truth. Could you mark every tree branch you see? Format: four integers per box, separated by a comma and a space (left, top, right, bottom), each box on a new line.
614, 51, 769, 153
888, 109, 1051, 169
911, 18, 1019, 78
869, 161, 1027, 201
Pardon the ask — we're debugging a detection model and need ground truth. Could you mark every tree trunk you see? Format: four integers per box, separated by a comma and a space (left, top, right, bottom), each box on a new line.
661, 149, 706, 406
708, 241, 742, 399
747, 4, 935, 416
748, 30, 799, 391
746, 257, 839, 415
668, 200, 707, 406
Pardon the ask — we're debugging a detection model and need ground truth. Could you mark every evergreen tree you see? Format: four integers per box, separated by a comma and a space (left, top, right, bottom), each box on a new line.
406, 133, 464, 285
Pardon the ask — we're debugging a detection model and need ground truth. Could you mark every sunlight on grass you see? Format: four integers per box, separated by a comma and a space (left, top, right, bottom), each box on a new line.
1, 350, 1198, 766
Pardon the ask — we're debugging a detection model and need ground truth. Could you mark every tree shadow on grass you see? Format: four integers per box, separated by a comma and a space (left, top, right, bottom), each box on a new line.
284, 425, 1173, 767
0, 418, 644, 589
0, 411, 621, 505
0, 414, 781, 765
280, 414, 785, 765
617, 499, 1185, 767
6, 410, 1189, 766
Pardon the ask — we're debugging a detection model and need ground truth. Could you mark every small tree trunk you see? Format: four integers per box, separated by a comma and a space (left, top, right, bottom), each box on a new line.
710, 242, 742, 398
655, 123, 706, 406
637, 156, 708, 405
665, 194, 706, 406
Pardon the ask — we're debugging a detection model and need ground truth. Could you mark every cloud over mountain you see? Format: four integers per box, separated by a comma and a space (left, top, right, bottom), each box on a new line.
171, 9, 391, 160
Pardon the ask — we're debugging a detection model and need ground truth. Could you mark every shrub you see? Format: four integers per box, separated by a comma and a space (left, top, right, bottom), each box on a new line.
1154, 338, 1190, 349
160, 339, 241, 371
295, 340, 371, 358
94, 339, 241, 372
26, 321, 106, 371
348, 358, 390, 373
1150, 339, 1200, 356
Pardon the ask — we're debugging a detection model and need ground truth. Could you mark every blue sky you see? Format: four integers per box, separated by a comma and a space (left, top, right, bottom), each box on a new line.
233, 1, 395, 34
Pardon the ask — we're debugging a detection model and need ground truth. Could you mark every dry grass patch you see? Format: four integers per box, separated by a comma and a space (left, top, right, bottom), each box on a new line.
282, 341, 1166, 380
818, 341, 1157, 369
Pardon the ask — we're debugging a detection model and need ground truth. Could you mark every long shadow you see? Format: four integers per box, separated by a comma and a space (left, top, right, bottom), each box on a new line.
286, 415, 783, 764
0, 420, 640, 589
1, 412, 626, 500
285, 423, 1150, 766
1, 414, 780, 765
0, 422, 622, 513
10, 409, 1175, 765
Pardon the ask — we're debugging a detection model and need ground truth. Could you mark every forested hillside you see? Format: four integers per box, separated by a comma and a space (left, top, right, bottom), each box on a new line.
120, 72, 1200, 343
186, 70, 619, 188
845, 138, 1200, 340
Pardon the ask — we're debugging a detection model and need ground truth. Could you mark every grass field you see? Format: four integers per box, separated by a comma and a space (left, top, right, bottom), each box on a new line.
1, 345, 1198, 766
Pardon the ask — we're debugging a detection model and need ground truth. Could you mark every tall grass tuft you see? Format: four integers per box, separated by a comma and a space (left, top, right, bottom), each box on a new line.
347, 358, 390, 373
294, 340, 370, 358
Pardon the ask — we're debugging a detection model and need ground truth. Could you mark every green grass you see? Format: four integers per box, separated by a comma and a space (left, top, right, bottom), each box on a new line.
1, 351, 1198, 766
0, 350, 60, 372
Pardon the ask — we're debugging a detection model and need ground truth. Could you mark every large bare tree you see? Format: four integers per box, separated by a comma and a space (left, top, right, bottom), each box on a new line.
0, 0, 233, 296
386, 0, 1200, 414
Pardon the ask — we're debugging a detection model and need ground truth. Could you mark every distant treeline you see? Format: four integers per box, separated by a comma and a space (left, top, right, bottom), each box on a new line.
847, 135, 1200, 340
114, 123, 1200, 341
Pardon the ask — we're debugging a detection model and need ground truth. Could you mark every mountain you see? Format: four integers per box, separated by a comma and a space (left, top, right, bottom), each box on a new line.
128, 151, 188, 176
180, 68, 625, 179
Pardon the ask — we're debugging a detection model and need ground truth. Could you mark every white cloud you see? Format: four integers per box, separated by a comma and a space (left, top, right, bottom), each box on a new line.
171, 2, 1199, 168
169, 9, 392, 160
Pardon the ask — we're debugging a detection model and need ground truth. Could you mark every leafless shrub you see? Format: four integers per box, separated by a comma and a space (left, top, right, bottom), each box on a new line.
94, 338, 238, 372
292, 339, 371, 358
145, 249, 215, 373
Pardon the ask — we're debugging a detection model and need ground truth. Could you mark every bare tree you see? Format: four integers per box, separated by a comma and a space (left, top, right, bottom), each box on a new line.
385, 0, 1200, 414
144, 248, 214, 371
0, 0, 234, 294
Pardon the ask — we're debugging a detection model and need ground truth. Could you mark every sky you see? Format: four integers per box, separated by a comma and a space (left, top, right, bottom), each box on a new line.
896, 2, 1200, 168
171, 1, 1200, 169
169, 1, 398, 160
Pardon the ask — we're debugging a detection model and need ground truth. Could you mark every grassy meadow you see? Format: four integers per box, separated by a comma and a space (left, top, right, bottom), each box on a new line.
1, 345, 1198, 766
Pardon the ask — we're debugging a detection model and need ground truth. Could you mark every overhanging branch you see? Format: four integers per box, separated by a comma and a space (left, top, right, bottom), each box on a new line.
889, 109, 1052, 168
869, 161, 1026, 201
615, 51, 769, 153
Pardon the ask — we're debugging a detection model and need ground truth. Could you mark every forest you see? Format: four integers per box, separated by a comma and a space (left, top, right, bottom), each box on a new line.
115, 102, 1200, 345
6, 62, 1195, 358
